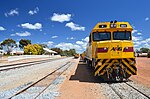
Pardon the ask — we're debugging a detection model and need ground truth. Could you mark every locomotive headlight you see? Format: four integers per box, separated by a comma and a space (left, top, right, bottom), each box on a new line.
110, 24, 116, 28
125, 47, 128, 50
104, 47, 108, 50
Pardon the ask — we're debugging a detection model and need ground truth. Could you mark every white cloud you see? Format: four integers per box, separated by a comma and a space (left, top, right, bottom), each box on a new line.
4, 8, 19, 17
0, 26, 6, 31
65, 22, 85, 31
132, 36, 143, 41
28, 7, 39, 15
51, 13, 71, 23
51, 36, 58, 38
141, 40, 147, 44
75, 36, 89, 51
43, 41, 54, 47
15, 31, 31, 36
66, 37, 75, 40
134, 44, 139, 48
19, 23, 42, 30
137, 32, 142, 35
55, 42, 82, 51
10, 34, 16, 36
76, 41, 84, 45
144, 43, 150, 48
82, 37, 89, 42
131, 24, 135, 29
132, 30, 138, 33
145, 17, 149, 21
146, 38, 150, 42
133, 37, 150, 48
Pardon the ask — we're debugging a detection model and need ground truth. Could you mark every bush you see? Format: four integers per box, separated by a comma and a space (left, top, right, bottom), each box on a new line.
24, 44, 43, 55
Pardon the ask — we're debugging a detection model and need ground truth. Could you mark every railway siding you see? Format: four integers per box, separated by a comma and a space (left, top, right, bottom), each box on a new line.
0, 57, 74, 98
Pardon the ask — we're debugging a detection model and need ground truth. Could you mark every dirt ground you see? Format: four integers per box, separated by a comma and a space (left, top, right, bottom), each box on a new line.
57, 57, 150, 99
56, 60, 104, 99
130, 57, 150, 87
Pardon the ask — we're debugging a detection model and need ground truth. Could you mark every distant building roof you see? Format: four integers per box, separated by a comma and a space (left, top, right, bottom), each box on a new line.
11, 50, 24, 53
43, 48, 57, 53
0, 50, 4, 52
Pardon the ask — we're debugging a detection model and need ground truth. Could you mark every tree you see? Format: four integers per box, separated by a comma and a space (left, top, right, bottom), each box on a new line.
50, 48, 77, 56
24, 44, 43, 55
1, 39, 16, 54
51, 48, 63, 55
39, 44, 48, 48
69, 49, 77, 56
63, 50, 69, 56
0, 43, 2, 50
19, 39, 31, 49
140, 48, 149, 53
33, 44, 43, 55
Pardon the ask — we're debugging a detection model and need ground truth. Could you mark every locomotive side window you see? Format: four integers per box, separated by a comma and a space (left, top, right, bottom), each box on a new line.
93, 32, 111, 41
113, 31, 131, 40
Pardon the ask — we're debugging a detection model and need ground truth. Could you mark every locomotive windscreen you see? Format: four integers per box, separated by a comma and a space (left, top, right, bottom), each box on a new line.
93, 32, 111, 41
113, 31, 131, 40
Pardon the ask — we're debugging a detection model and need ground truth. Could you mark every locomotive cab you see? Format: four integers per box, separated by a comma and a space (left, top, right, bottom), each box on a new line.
85, 21, 137, 81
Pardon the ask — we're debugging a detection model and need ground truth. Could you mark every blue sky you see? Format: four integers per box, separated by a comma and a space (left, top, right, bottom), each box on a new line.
0, 0, 150, 53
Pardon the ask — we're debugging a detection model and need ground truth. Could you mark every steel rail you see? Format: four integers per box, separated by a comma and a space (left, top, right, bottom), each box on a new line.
108, 84, 123, 99
125, 82, 150, 99
8, 61, 71, 99
0, 58, 62, 72
34, 62, 73, 99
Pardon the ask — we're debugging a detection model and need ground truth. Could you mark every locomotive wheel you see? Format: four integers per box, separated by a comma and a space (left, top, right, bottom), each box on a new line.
92, 58, 96, 68
87, 60, 92, 68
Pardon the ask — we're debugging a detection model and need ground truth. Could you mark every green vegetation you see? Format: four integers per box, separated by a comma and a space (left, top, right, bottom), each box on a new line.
39, 44, 48, 48
0, 39, 78, 56
0, 38, 16, 54
51, 48, 62, 55
135, 48, 150, 58
51, 48, 77, 56
140, 48, 149, 53
136, 48, 150, 53
19, 39, 31, 49
147, 50, 150, 58
24, 44, 43, 55
0, 44, 2, 50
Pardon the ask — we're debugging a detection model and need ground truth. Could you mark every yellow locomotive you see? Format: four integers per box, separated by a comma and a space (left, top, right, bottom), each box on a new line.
85, 21, 137, 81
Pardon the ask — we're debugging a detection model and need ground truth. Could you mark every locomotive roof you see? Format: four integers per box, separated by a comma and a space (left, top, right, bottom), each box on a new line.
93, 22, 133, 30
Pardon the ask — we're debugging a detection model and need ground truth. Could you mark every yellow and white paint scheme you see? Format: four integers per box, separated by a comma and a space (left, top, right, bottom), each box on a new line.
85, 21, 137, 81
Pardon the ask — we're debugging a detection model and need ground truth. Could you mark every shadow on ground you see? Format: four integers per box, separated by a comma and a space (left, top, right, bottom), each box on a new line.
70, 60, 130, 84
69, 61, 104, 83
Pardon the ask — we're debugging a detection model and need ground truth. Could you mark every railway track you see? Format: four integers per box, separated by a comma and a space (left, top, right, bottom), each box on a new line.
8, 61, 73, 99
0, 58, 61, 72
108, 81, 150, 99
125, 82, 150, 99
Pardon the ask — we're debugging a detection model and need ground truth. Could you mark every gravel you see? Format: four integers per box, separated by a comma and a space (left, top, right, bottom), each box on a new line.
96, 81, 150, 99
96, 83, 121, 99
126, 81, 150, 97
0, 57, 73, 98
37, 62, 75, 99
0, 82, 32, 99
12, 62, 74, 99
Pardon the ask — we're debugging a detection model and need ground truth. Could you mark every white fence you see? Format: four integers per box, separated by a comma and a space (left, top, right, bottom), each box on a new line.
8, 55, 61, 62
